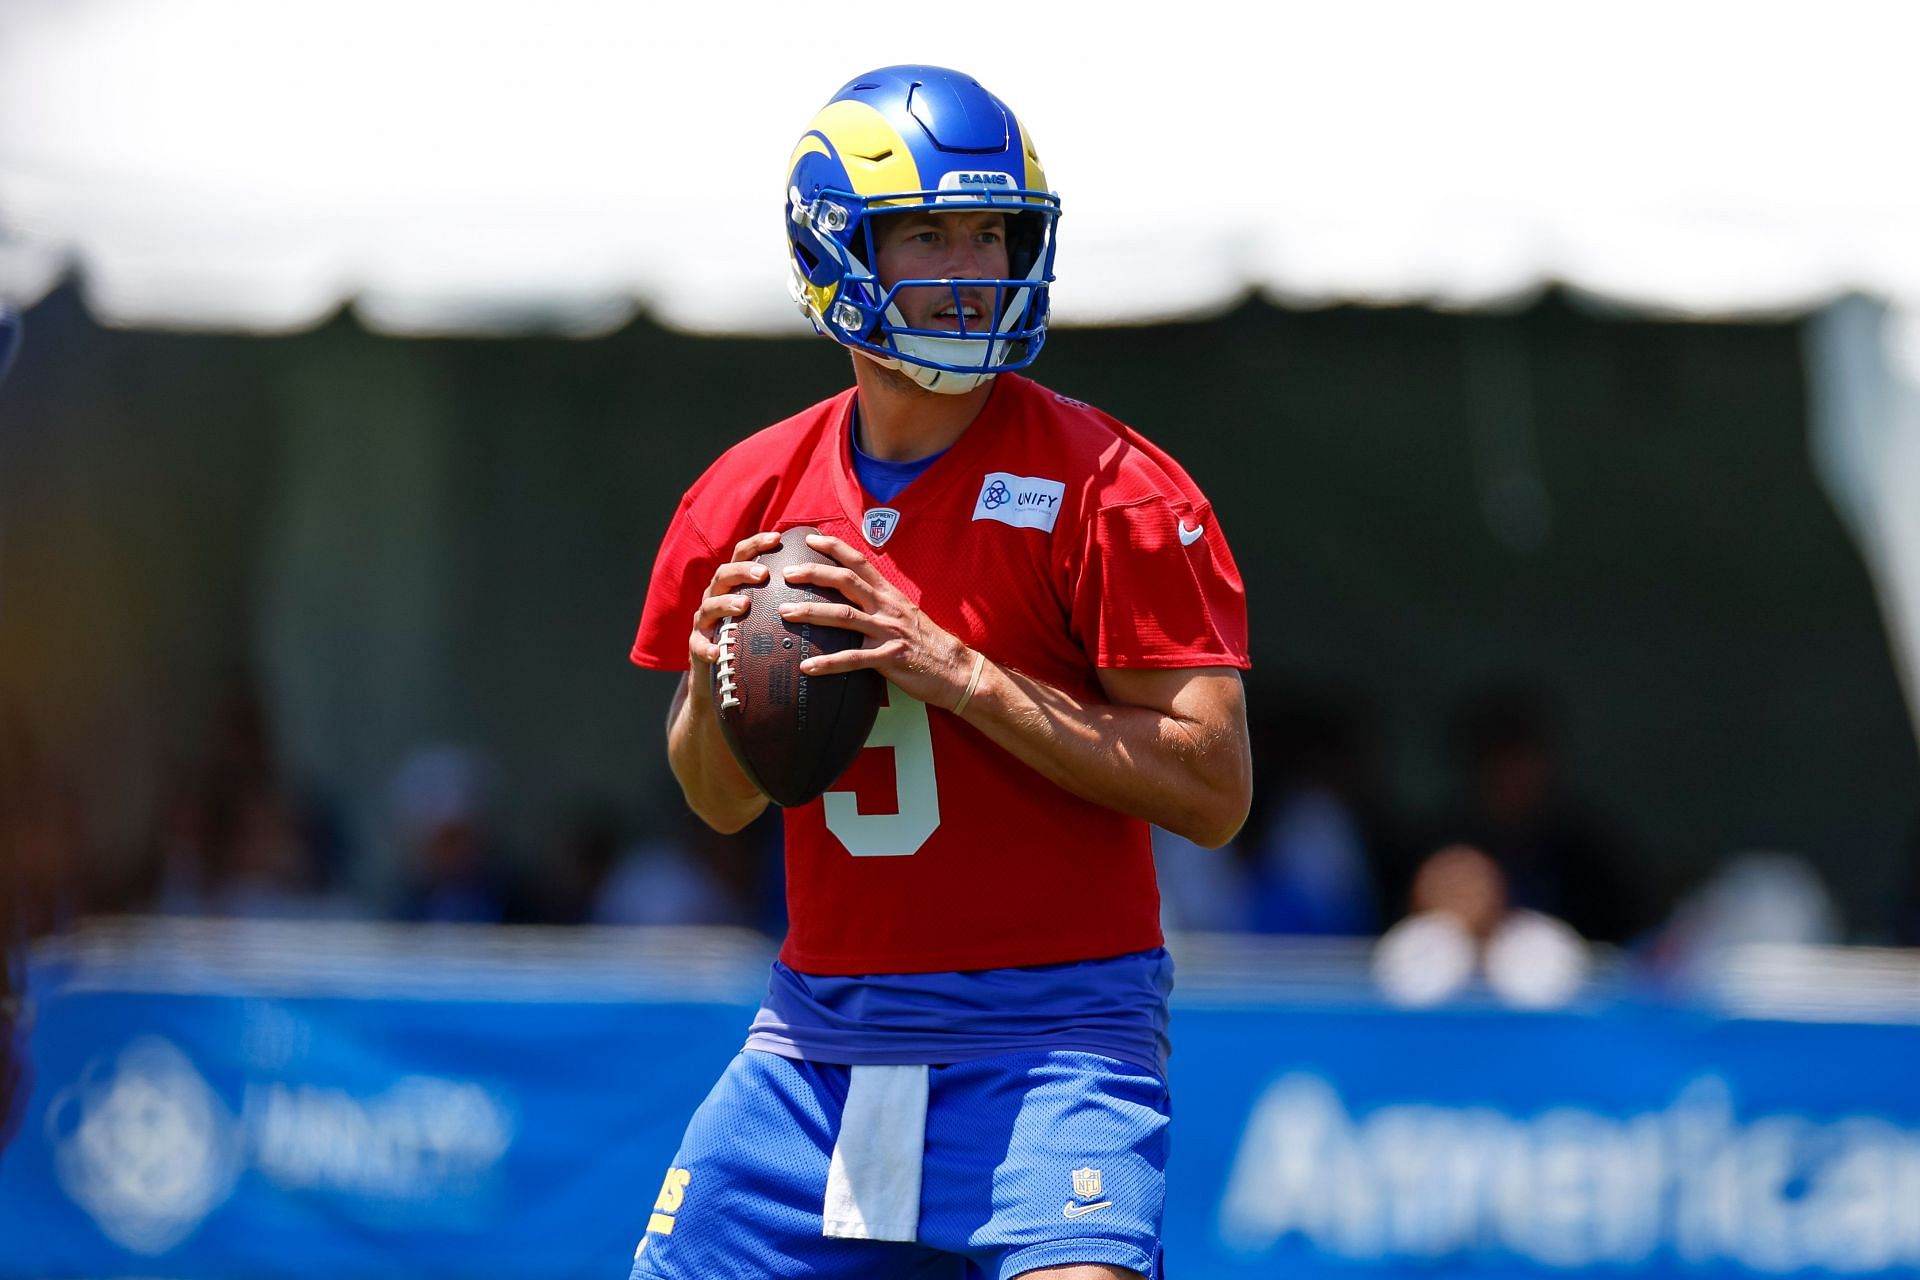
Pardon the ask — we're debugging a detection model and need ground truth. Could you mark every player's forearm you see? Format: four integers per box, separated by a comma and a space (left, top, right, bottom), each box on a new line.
666, 669, 770, 834
957, 659, 1252, 848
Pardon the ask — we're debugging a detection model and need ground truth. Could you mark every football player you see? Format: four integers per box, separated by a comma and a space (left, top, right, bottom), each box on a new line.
627, 67, 1251, 1280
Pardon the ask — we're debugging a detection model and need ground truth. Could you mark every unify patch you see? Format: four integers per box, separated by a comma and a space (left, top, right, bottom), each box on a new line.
972, 472, 1065, 532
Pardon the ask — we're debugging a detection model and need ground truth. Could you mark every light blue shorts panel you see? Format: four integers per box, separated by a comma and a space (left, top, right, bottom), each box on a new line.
627, 1048, 1168, 1280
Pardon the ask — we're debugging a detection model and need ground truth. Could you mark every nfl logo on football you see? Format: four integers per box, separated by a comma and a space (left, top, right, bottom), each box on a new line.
863, 507, 901, 548
1071, 1167, 1103, 1200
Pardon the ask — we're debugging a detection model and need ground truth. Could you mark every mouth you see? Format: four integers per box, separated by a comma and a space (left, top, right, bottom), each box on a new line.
931, 297, 988, 331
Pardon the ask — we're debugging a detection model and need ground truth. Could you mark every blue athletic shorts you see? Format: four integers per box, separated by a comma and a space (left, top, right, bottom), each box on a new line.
627, 1048, 1169, 1280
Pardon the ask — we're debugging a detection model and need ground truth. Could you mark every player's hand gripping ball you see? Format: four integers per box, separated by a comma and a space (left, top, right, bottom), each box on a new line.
711, 526, 883, 806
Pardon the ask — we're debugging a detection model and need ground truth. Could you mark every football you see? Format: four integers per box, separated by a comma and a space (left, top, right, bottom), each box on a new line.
711, 526, 884, 806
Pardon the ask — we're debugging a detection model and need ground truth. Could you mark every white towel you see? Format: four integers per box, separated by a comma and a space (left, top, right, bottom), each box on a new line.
821, 1064, 928, 1242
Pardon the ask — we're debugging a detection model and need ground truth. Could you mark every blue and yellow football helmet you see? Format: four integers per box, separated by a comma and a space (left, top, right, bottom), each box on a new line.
786, 66, 1061, 394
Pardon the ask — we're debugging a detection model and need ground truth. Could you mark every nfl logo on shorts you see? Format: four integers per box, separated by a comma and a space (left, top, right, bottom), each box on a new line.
863, 507, 901, 547
1071, 1167, 1103, 1200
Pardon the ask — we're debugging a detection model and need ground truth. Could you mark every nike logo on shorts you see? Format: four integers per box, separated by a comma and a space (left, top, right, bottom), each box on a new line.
1062, 1199, 1114, 1219
1178, 521, 1204, 547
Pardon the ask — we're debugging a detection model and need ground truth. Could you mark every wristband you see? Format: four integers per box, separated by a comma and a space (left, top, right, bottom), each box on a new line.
952, 651, 987, 717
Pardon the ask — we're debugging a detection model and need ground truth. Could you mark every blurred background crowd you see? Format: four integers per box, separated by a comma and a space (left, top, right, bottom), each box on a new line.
71, 670, 1887, 954
1, 626, 1904, 1002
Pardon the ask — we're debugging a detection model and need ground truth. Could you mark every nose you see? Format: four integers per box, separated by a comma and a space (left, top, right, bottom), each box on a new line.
941, 235, 989, 281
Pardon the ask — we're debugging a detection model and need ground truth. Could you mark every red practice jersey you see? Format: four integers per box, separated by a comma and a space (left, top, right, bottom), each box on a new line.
631, 374, 1249, 975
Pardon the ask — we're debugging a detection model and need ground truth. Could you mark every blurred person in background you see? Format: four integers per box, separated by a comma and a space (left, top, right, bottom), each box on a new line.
1433, 684, 1646, 944
1644, 850, 1842, 986
624, 66, 1251, 1280
589, 800, 761, 929
215, 788, 346, 919
535, 806, 626, 926
1150, 825, 1253, 934
145, 678, 353, 919
534, 797, 764, 929
1244, 692, 1393, 936
389, 744, 527, 923
146, 763, 224, 914
1373, 843, 1590, 1008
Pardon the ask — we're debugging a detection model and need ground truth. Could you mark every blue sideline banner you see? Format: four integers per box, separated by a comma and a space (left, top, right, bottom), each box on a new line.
1170, 1005, 1920, 1278
2, 923, 1918, 1279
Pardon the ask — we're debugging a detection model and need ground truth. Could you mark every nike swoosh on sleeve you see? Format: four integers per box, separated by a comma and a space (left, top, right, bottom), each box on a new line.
1178, 521, 1204, 547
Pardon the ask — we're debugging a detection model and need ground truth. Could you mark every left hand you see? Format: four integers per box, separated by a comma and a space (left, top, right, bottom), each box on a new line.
778, 532, 973, 709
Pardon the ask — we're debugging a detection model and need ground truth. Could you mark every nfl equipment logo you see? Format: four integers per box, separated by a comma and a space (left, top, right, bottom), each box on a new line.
1071, 1167, 1103, 1200
863, 507, 901, 547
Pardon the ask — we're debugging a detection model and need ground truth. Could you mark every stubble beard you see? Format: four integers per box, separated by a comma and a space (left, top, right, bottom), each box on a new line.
853, 347, 931, 397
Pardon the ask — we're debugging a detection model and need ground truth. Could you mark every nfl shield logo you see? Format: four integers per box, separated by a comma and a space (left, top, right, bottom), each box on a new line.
1071, 1167, 1103, 1200
863, 507, 901, 547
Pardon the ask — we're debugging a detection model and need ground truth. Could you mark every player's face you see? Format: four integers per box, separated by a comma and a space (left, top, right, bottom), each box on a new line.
870, 210, 1011, 335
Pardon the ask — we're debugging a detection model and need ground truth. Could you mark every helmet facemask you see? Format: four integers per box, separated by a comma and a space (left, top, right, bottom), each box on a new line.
789, 189, 1060, 394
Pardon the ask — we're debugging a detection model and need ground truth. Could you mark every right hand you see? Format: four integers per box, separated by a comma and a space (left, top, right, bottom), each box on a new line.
686, 531, 784, 673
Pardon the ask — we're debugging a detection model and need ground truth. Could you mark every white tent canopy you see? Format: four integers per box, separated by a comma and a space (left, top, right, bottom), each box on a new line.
4, 0, 1920, 739
1, 0, 1916, 336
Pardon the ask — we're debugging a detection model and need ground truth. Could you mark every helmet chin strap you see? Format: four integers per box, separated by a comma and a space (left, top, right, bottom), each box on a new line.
864, 345, 998, 395
864, 283, 1036, 395
860, 343, 996, 396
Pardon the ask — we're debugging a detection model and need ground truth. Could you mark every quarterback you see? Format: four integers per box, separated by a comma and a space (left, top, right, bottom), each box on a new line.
627, 66, 1251, 1280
